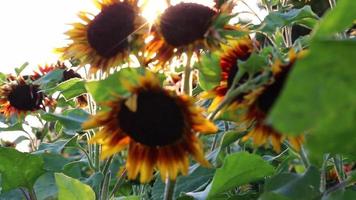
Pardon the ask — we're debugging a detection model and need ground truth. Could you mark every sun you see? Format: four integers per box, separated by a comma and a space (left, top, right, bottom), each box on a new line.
141, 0, 215, 24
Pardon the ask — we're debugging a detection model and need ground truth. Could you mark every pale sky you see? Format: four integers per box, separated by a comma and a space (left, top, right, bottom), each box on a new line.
0, 0, 266, 74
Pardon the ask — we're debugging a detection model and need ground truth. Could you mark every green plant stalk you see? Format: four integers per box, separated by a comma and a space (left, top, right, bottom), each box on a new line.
320, 154, 330, 193
77, 144, 97, 171
110, 169, 127, 198
94, 144, 100, 172
299, 146, 310, 169
28, 188, 37, 200
182, 51, 193, 95
333, 154, 346, 182
164, 178, 176, 200
20, 188, 31, 200
102, 156, 113, 175
100, 171, 111, 200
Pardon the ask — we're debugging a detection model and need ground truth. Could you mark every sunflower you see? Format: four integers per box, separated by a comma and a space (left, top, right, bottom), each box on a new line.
241, 50, 305, 152
56, 0, 147, 74
83, 73, 217, 183
0, 76, 47, 118
201, 36, 256, 111
144, 1, 237, 67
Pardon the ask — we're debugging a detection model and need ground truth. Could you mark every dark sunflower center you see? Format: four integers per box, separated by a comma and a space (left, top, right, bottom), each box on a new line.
160, 3, 216, 47
62, 69, 82, 81
87, 2, 135, 58
8, 84, 43, 111
118, 89, 185, 147
256, 67, 292, 114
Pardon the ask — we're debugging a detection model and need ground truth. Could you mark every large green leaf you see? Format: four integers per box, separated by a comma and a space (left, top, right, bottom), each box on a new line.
269, 40, 356, 159
34, 173, 58, 200
258, 6, 318, 34
86, 67, 143, 103
260, 167, 320, 200
196, 53, 221, 91
41, 109, 89, 135
323, 189, 356, 200
34, 69, 65, 89
314, 0, 356, 38
0, 148, 45, 192
207, 152, 275, 199
55, 173, 95, 200
47, 78, 86, 100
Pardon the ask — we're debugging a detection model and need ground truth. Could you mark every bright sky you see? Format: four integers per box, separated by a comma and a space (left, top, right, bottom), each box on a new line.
0, 0, 266, 74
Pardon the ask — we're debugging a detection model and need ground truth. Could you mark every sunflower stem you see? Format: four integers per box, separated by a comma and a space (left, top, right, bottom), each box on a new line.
20, 188, 31, 200
299, 146, 310, 169
182, 51, 194, 95
320, 154, 330, 193
333, 154, 346, 182
28, 188, 37, 200
110, 169, 127, 198
164, 178, 176, 200
94, 144, 101, 172
100, 171, 111, 200
77, 144, 97, 171
102, 156, 113, 175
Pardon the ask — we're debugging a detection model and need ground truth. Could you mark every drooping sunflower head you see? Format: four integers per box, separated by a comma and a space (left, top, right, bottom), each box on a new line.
241, 50, 304, 152
160, 3, 216, 47
200, 36, 256, 112
145, 1, 236, 67
0, 76, 44, 117
83, 73, 217, 183
56, 0, 147, 73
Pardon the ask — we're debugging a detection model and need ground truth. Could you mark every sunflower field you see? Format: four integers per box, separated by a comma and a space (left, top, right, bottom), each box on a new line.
0, 0, 355, 199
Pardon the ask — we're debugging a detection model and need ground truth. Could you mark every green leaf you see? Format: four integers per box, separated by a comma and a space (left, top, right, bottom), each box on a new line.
86, 67, 143, 103
40, 154, 72, 172
323, 189, 356, 200
34, 173, 58, 200
55, 173, 95, 200
34, 69, 64, 89
207, 152, 275, 199
0, 189, 24, 200
259, 6, 319, 34
152, 166, 215, 200
269, 40, 356, 159
238, 52, 269, 75
15, 62, 29, 75
84, 172, 104, 199
41, 109, 89, 135
0, 72, 6, 83
0, 147, 45, 192
0, 123, 24, 132
62, 161, 88, 179
48, 78, 86, 100
314, 0, 356, 38
197, 53, 221, 91
261, 167, 320, 200
36, 140, 69, 154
